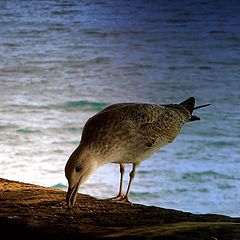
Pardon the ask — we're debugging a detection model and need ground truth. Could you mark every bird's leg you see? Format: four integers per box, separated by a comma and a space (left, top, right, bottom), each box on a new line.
117, 163, 125, 198
109, 164, 125, 201
110, 163, 137, 204
112, 163, 137, 204
122, 163, 136, 203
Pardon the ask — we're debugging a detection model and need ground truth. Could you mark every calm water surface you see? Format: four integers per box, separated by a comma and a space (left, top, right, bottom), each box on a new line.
0, 1, 239, 217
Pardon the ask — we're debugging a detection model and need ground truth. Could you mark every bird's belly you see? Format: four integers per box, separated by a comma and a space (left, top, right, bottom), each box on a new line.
91, 127, 172, 165
109, 140, 166, 164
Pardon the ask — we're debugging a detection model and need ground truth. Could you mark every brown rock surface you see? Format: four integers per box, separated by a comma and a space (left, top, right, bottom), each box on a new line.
0, 178, 239, 239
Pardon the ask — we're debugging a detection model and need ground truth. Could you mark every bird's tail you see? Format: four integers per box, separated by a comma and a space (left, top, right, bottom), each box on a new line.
179, 97, 211, 122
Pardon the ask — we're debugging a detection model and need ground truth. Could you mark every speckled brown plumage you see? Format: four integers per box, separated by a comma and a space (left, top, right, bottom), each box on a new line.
80, 103, 189, 164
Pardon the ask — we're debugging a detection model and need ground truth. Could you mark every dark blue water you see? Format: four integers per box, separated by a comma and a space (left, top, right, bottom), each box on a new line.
0, 0, 239, 217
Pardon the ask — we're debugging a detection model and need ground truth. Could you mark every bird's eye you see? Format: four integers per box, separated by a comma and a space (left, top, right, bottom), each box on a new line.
76, 166, 81, 172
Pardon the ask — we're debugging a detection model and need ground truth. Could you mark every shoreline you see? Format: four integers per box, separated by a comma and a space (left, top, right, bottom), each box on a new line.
0, 178, 239, 239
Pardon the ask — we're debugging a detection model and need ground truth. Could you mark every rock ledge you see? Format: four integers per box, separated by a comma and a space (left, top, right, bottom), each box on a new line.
0, 178, 239, 239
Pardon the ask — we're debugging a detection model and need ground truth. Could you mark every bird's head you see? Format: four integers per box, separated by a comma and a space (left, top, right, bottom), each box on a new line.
65, 146, 96, 208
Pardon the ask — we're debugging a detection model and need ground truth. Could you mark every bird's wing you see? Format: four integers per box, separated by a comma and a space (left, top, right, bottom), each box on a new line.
135, 107, 187, 148
82, 103, 187, 148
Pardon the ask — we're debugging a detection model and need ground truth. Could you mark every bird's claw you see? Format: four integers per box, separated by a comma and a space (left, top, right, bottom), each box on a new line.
108, 194, 131, 204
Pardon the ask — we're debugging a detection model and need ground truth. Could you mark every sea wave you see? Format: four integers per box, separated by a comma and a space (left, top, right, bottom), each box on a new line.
51, 183, 67, 190
16, 127, 42, 134
62, 100, 108, 112
0, 124, 15, 130
66, 127, 83, 133
182, 171, 239, 182
129, 191, 160, 200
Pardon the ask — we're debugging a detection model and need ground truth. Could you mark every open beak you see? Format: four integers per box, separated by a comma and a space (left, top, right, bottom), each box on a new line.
66, 181, 80, 208
188, 103, 211, 122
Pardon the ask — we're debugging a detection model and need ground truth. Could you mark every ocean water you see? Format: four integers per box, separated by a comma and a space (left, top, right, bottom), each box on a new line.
0, 0, 239, 217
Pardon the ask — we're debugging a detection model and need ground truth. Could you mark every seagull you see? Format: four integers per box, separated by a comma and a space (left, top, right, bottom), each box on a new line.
65, 97, 210, 207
